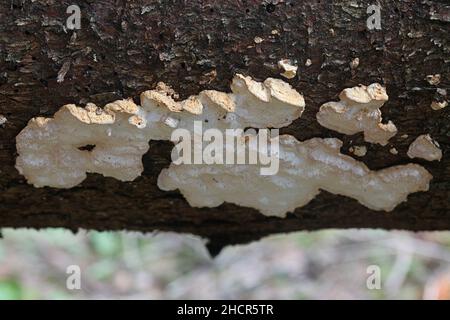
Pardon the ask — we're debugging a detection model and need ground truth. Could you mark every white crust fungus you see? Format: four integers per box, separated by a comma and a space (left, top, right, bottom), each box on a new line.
16, 74, 434, 217
15, 100, 150, 188
316, 83, 397, 146
278, 59, 298, 79
254, 36, 264, 44
431, 100, 448, 110
407, 134, 442, 161
426, 74, 441, 86
158, 135, 432, 217
349, 145, 367, 157
139, 73, 305, 136
16, 74, 304, 188
390, 147, 398, 155
0, 114, 7, 126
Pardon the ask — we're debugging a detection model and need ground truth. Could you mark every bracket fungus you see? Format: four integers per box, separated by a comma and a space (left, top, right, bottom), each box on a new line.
139, 73, 305, 137
278, 59, 298, 79
0, 114, 7, 127
407, 134, 442, 161
316, 83, 397, 146
15, 74, 304, 188
431, 100, 448, 110
15, 74, 433, 217
15, 100, 150, 188
349, 145, 367, 157
158, 135, 432, 217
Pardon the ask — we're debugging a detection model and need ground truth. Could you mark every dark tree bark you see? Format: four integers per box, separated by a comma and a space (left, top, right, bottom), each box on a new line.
0, 0, 449, 254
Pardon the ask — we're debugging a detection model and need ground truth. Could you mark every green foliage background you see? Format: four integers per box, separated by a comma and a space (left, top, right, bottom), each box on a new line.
0, 229, 449, 299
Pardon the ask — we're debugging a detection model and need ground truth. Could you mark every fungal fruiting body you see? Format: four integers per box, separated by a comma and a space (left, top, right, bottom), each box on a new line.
349, 145, 367, 157
316, 83, 397, 146
407, 134, 442, 161
15, 74, 304, 188
426, 74, 441, 86
0, 114, 6, 126
139, 74, 305, 137
158, 135, 432, 217
15, 74, 434, 217
390, 147, 399, 155
278, 59, 298, 79
431, 100, 448, 110
15, 100, 150, 188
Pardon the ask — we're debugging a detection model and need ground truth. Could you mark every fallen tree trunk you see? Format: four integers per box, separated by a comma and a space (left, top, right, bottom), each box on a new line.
0, 0, 449, 254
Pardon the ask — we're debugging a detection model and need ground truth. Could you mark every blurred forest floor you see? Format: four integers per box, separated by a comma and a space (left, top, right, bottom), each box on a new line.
0, 228, 449, 299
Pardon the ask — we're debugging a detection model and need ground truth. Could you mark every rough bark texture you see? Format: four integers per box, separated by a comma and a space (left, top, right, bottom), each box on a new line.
0, 0, 449, 253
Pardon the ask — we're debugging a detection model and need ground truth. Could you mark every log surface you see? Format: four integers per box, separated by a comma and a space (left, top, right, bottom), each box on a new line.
0, 0, 449, 252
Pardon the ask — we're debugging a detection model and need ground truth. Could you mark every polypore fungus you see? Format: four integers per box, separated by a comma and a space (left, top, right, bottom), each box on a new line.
0, 114, 7, 127
158, 135, 432, 217
15, 73, 434, 218
316, 83, 397, 146
426, 74, 441, 86
15, 100, 151, 188
278, 59, 298, 79
15, 74, 304, 188
139, 73, 305, 136
407, 134, 442, 161
431, 100, 448, 110
349, 145, 367, 157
